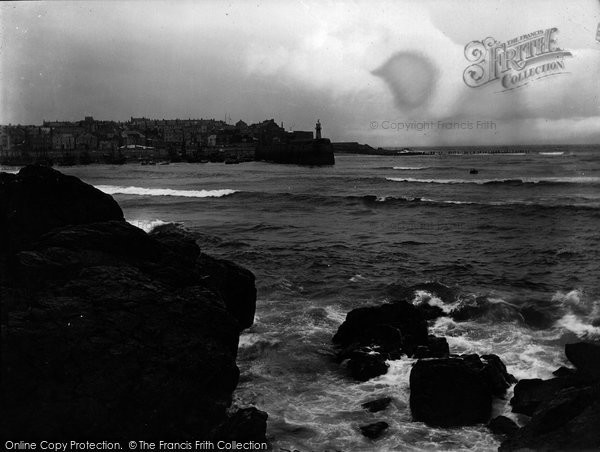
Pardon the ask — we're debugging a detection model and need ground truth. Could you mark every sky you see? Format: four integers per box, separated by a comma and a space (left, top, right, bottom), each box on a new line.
1, 0, 599, 146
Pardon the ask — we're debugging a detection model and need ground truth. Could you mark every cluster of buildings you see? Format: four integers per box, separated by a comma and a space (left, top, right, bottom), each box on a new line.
0, 116, 316, 165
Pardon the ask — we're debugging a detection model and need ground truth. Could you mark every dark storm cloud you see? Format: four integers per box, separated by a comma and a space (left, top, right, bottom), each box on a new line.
1, 1, 599, 145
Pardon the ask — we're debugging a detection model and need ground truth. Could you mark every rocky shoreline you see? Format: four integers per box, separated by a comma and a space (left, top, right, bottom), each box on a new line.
1, 166, 267, 441
333, 284, 600, 449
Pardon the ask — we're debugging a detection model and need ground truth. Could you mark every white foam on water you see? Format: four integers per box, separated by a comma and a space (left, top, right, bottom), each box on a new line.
551, 289, 600, 339
127, 218, 170, 233
323, 305, 347, 324
96, 184, 238, 197
238, 333, 265, 349
0, 167, 20, 174
374, 358, 417, 387
556, 314, 600, 338
430, 316, 566, 381
392, 166, 430, 170
552, 289, 585, 310
412, 290, 457, 314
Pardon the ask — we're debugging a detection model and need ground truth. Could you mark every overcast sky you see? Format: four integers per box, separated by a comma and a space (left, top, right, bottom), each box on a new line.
1, 0, 599, 146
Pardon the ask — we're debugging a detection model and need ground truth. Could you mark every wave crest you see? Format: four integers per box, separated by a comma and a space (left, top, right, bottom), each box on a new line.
96, 185, 238, 198
127, 219, 171, 233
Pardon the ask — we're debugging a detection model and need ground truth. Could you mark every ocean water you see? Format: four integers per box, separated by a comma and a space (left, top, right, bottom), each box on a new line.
6, 147, 599, 450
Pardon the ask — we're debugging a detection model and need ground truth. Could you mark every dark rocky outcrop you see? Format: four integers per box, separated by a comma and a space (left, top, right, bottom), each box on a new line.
511, 377, 579, 416
333, 302, 428, 350
361, 397, 393, 413
565, 342, 600, 380
501, 385, 600, 451
346, 347, 391, 382
197, 253, 257, 330
0, 166, 262, 440
213, 407, 268, 442
552, 366, 577, 378
488, 416, 519, 436
332, 302, 448, 380
359, 421, 389, 439
409, 354, 515, 427
0, 165, 123, 252
413, 335, 449, 359
501, 342, 600, 451
449, 297, 521, 323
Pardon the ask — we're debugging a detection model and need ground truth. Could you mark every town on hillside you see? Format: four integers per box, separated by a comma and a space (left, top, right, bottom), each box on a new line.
0, 116, 344, 166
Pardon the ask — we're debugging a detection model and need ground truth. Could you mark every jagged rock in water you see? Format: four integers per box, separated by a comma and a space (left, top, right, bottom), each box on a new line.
333, 301, 447, 380
409, 354, 515, 427
488, 416, 519, 436
361, 397, 393, 413
501, 342, 600, 450
359, 421, 389, 439
511, 377, 579, 416
565, 342, 600, 380
501, 385, 600, 451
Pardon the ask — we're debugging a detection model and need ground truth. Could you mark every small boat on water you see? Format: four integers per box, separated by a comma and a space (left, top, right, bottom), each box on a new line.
469, 169, 479, 174
539, 151, 564, 156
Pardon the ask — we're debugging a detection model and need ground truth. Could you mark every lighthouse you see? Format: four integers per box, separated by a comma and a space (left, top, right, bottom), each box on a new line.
316, 120, 322, 139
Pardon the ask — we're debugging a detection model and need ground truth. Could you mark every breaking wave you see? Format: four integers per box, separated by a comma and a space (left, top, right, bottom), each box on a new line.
96, 185, 238, 198
127, 218, 171, 233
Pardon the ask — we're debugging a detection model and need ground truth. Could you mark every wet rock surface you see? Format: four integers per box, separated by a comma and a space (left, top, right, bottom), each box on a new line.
361, 397, 393, 413
1, 166, 263, 440
488, 416, 519, 436
409, 354, 515, 427
501, 342, 600, 451
332, 301, 448, 380
359, 421, 389, 439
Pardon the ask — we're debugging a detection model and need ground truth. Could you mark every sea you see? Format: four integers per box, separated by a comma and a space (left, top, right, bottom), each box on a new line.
4, 146, 599, 451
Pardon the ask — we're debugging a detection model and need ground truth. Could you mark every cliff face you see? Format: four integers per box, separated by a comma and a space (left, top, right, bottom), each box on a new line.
0, 166, 263, 440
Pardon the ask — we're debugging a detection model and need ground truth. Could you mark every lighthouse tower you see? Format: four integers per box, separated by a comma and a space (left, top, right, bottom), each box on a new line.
315, 119, 322, 139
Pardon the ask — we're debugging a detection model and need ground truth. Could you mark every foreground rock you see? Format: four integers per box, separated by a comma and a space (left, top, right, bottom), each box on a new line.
213, 408, 268, 442
501, 342, 600, 451
1, 166, 263, 440
501, 385, 600, 451
409, 354, 515, 427
0, 165, 123, 251
511, 377, 580, 416
332, 302, 448, 380
565, 342, 600, 380
488, 416, 519, 436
